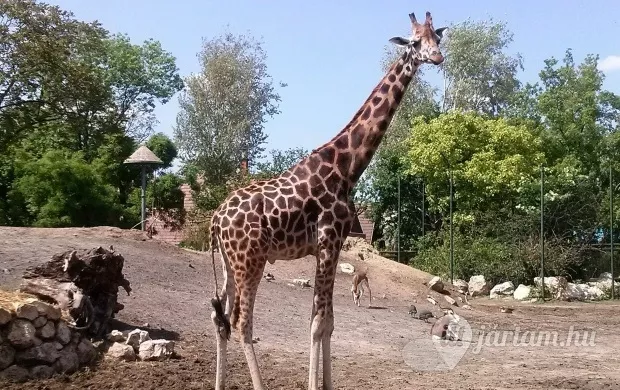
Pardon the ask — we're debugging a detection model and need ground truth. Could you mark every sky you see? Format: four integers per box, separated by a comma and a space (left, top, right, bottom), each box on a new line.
47, 0, 620, 166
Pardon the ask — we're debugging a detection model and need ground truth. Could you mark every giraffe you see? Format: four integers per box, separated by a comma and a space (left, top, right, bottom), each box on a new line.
208, 10, 447, 390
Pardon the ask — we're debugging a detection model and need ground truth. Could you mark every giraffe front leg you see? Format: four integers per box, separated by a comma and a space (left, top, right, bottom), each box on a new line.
308, 247, 338, 390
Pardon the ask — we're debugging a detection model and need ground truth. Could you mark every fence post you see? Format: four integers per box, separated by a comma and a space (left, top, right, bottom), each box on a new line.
611, 162, 615, 300
397, 175, 401, 263
449, 168, 454, 284
540, 164, 545, 301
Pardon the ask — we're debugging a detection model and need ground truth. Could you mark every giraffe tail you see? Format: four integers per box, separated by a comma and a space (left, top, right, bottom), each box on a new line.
210, 220, 231, 340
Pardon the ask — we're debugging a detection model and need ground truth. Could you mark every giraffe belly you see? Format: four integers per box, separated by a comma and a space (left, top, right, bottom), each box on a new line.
267, 224, 318, 262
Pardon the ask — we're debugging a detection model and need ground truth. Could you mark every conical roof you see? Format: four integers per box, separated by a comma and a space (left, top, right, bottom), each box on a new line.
123, 145, 163, 165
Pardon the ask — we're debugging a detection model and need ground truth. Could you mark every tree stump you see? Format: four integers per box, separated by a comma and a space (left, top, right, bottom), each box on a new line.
19, 246, 131, 339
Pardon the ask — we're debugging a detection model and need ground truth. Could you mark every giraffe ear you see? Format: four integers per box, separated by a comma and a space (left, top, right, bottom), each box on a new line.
389, 36, 410, 47
435, 27, 448, 38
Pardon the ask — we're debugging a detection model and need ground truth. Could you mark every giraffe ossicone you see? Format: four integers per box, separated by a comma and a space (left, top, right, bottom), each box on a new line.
208, 10, 447, 390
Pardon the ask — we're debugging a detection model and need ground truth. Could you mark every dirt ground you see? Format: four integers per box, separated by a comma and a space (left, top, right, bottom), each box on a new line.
1, 226, 619, 390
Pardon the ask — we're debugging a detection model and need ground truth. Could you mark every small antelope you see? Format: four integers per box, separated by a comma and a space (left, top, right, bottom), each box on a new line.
351, 270, 372, 307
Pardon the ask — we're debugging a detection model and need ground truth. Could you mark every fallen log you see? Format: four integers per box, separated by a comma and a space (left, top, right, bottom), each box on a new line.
19, 246, 131, 339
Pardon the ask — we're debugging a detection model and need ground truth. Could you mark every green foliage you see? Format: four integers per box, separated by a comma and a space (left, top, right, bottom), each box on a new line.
13, 150, 121, 227
0, 0, 183, 228
146, 132, 178, 169
174, 30, 285, 193
404, 111, 544, 216
441, 18, 523, 115
253, 147, 309, 180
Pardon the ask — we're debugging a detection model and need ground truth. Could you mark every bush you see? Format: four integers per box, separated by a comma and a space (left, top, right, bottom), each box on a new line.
14, 150, 123, 227
412, 229, 587, 287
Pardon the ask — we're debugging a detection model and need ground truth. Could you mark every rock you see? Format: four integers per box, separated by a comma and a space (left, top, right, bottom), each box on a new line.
126, 329, 150, 350
293, 279, 311, 288
462, 304, 473, 310
339, 263, 355, 275
513, 284, 532, 300
138, 339, 175, 361
534, 276, 568, 298
0, 308, 12, 325
31, 301, 61, 321
8, 319, 38, 348
56, 322, 71, 345
15, 342, 60, 365
29, 365, 55, 379
54, 345, 79, 374
428, 276, 445, 293
444, 296, 457, 306
106, 330, 125, 343
76, 338, 96, 364
564, 283, 605, 301
106, 342, 136, 362
32, 316, 47, 328
0, 365, 29, 383
15, 303, 39, 321
490, 281, 515, 299
53, 342, 64, 350
468, 275, 491, 297
599, 272, 613, 280
37, 321, 56, 339
0, 344, 16, 370
453, 279, 469, 295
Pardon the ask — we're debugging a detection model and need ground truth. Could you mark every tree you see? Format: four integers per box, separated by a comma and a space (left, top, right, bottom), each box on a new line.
0, 0, 183, 226
146, 132, 177, 170
13, 150, 121, 227
253, 147, 308, 179
441, 19, 523, 116
174, 30, 285, 192
404, 111, 544, 219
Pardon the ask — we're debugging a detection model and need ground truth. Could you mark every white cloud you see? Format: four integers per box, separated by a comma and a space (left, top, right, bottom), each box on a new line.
598, 55, 620, 73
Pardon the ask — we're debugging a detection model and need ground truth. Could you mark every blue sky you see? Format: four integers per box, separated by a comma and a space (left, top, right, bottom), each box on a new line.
48, 0, 620, 164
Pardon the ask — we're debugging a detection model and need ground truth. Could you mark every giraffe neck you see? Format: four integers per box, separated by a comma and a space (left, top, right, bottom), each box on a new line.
292, 49, 420, 194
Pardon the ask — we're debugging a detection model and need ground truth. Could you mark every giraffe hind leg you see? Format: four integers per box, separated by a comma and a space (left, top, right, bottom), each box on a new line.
212, 240, 235, 390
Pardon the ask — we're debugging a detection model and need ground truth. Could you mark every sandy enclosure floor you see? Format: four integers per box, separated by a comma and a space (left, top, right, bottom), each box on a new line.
1, 226, 619, 389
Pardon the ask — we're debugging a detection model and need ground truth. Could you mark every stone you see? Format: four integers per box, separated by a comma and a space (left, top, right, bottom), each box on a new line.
599, 272, 613, 280
15, 342, 60, 365
339, 262, 355, 275
106, 330, 125, 343
126, 329, 150, 350
76, 338, 96, 364
37, 321, 56, 339
534, 276, 568, 299
293, 279, 311, 288
428, 276, 445, 293
32, 316, 47, 328
106, 342, 136, 362
15, 303, 38, 321
0, 365, 29, 383
0, 344, 16, 370
54, 344, 79, 374
8, 319, 38, 348
0, 308, 13, 325
29, 365, 55, 379
513, 284, 532, 300
31, 301, 61, 320
138, 339, 175, 361
453, 279, 469, 295
56, 322, 71, 345
468, 275, 491, 297
444, 295, 457, 306
490, 281, 515, 299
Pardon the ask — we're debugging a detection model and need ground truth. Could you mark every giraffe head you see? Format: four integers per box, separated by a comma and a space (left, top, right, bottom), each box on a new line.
389, 11, 446, 65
